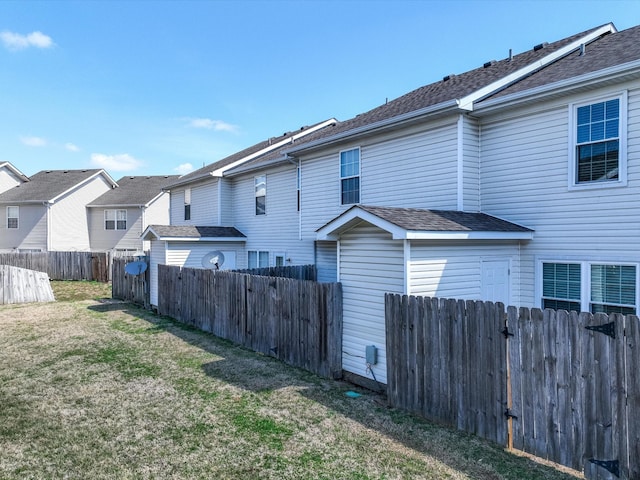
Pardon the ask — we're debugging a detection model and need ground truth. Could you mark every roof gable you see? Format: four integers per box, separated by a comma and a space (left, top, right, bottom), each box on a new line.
0, 162, 29, 183
0, 169, 117, 204
317, 205, 533, 241
87, 175, 180, 207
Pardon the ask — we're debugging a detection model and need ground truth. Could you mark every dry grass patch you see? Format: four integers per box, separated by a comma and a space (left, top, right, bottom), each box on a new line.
0, 283, 582, 479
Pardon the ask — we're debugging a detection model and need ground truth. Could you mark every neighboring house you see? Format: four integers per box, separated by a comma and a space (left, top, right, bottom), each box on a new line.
0, 162, 29, 194
0, 169, 117, 252
148, 22, 640, 386
87, 175, 179, 254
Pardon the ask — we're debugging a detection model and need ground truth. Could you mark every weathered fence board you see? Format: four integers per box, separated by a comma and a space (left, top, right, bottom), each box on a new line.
0, 265, 54, 304
385, 294, 507, 446
387, 294, 640, 479
0, 251, 109, 282
156, 264, 342, 380
111, 258, 150, 308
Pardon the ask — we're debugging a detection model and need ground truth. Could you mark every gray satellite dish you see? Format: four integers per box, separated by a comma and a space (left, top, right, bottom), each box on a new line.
125, 261, 148, 275
202, 251, 225, 270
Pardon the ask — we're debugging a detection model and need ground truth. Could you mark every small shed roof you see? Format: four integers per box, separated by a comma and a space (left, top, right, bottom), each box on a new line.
316, 205, 534, 241
142, 225, 246, 242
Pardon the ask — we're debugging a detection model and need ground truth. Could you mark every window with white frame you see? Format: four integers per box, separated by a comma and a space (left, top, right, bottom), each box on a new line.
255, 175, 266, 215
248, 250, 269, 269
340, 148, 360, 205
184, 188, 191, 221
7, 206, 18, 229
541, 261, 637, 314
105, 209, 127, 230
571, 93, 626, 186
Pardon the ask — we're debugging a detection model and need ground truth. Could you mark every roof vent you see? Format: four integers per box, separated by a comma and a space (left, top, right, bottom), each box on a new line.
442, 74, 455, 82
508, 48, 513, 61
533, 42, 548, 51
579, 43, 586, 56
483, 60, 496, 68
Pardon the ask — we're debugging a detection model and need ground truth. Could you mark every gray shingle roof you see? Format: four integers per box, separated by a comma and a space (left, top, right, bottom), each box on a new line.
87, 175, 180, 207
354, 205, 532, 233
147, 225, 246, 239
482, 24, 640, 101
165, 119, 336, 188
0, 169, 113, 203
286, 25, 609, 153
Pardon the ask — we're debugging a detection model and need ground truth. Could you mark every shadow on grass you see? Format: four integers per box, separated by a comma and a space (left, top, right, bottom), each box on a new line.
87, 301, 580, 480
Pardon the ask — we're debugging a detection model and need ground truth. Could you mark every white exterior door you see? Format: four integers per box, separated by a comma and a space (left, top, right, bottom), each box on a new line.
481, 259, 510, 306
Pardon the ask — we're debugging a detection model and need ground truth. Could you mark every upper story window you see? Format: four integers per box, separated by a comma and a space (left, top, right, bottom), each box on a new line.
255, 175, 266, 215
571, 92, 627, 188
7, 206, 18, 229
340, 147, 360, 205
184, 188, 191, 221
105, 209, 127, 230
541, 260, 637, 315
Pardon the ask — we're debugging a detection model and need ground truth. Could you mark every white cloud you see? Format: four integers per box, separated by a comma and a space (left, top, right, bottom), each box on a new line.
1, 31, 54, 51
20, 136, 47, 147
91, 153, 143, 172
174, 163, 195, 175
65, 143, 80, 152
186, 118, 238, 133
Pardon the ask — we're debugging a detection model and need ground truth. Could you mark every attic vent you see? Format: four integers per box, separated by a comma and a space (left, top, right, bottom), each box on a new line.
533, 42, 548, 51
443, 74, 455, 82
483, 60, 496, 68
579, 43, 586, 56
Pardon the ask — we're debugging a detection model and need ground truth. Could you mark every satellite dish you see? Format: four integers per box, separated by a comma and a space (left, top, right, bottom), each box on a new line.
125, 261, 148, 275
202, 250, 225, 270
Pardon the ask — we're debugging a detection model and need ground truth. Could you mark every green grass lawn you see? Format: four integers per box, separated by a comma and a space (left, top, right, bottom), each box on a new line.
0, 282, 581, 479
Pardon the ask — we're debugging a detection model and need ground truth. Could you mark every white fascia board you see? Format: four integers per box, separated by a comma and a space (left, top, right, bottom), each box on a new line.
48, 170, 118, 204
405, 231, 534, 240
0, 162, 29, 182
287, 100, 460, 156
475, 58, 640, 114
162, 237, 246, 243
458, 23, 616, 110
211, 118, 338, 177
316, 207, 407, 240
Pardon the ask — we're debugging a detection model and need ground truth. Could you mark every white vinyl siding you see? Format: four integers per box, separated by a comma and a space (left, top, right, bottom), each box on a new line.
0, 205, 47, 252
480, 82, 640, 307
0, 167, 24, 194
315, 241, 337, 283
48, 174, 113, 251
339, 223, 404, 385
149, 239, 167, 306
461, 115, 480, 211
409, 241, 521, 305
170, 181, 218, 226
232, 164, 314, 268
89, 207, 146, 252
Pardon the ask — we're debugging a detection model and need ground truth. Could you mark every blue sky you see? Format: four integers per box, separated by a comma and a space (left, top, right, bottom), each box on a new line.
1, 0, 639, 178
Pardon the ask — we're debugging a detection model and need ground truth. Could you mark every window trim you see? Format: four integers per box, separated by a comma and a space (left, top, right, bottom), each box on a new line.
104, 209, 127, 231
339, 147, 361, 205
568, 91, 628, 190
7, 206, 18, 229
538, 258, 639, 314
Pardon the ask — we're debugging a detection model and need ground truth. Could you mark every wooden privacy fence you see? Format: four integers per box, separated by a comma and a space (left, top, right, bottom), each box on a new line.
0, 251, 110, 282
385, 294, 640, 480
232, 264, 316, 281
157, 264, 343, 379
112, 257, 150, 308
0, 265, 55, 304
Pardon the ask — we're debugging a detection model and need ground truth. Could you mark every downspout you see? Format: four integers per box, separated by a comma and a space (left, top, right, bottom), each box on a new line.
45, 202, 51, 251
457, 114, 464, 211
298, 158, 302, 241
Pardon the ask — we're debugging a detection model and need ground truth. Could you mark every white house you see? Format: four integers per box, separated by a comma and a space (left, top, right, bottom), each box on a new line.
0, 169, 117, 252
148, 22, 640, 386
87, 175, 179, 254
